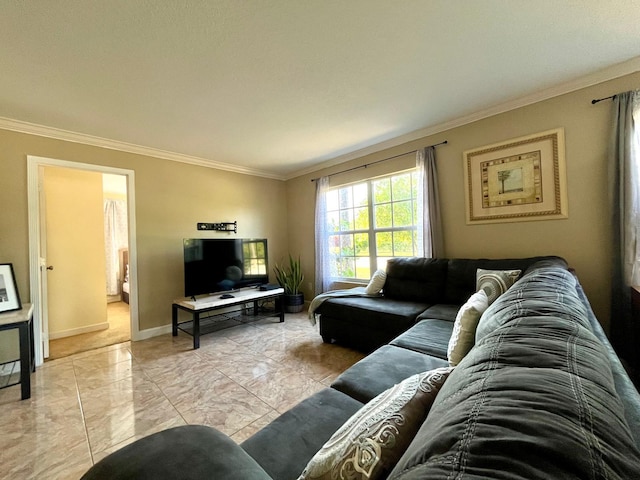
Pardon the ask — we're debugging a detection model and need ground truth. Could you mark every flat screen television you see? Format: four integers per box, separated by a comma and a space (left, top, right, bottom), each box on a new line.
183, 238, 269, 297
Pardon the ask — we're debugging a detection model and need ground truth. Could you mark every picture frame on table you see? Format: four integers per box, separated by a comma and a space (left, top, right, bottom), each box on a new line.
463, 128, 568, 225
0, 263, 22, 313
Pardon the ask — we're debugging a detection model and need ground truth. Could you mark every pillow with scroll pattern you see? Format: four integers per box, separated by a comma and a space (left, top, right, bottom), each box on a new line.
297, 367, 453, 480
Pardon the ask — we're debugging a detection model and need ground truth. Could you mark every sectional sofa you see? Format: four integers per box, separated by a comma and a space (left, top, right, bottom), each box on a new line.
81, 258, 640, 479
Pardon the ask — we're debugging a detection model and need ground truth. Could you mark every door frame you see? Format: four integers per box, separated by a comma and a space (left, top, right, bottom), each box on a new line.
27, 156, 139, 366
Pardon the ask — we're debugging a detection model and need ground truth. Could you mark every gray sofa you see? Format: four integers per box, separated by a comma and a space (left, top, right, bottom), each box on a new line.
315, 256, 566, 352
81, 259, 640, 479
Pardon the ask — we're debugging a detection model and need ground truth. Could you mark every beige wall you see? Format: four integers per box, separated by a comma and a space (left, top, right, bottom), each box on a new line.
286, 71, 640, 333
44, 166, 108, 337
0, 130, 288, 357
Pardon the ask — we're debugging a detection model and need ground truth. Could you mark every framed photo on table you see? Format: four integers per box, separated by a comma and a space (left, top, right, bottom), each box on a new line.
463, 128, 568, 225
0, 263, 22, 313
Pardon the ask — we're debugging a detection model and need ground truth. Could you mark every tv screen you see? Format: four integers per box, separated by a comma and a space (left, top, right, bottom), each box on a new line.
183, 238, 269, 297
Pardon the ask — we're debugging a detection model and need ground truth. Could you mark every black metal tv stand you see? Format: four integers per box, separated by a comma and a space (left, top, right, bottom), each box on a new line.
172, 287, 285, 349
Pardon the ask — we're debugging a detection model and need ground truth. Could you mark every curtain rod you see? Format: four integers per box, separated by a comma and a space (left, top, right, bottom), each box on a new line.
591, 94, 617, 105
310, 140, 448, 182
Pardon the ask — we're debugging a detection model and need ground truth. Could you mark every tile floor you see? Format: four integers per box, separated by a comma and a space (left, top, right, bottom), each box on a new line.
0, 311, 364, 480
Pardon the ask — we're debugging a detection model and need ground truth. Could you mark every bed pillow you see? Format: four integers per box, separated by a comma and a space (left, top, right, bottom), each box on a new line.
365, 269, 387, 295
298, 367, 453, 480
447, 290, 489, 366
476, 268, 520, 304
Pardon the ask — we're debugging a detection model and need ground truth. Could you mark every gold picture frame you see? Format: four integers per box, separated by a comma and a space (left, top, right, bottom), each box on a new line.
463, 128, 567, 224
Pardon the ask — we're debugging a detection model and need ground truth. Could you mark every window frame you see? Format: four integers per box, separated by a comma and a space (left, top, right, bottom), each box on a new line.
325, 169, 420, 282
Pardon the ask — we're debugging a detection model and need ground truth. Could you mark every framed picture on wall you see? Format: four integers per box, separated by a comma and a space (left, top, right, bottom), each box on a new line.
0, 263, 22, 313
463, 128, 568, 224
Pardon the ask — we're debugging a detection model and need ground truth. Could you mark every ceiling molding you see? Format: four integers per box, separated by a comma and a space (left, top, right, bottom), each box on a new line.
0, 117, 286, 181
287, 55, 640, 181
1, 55, 638, 184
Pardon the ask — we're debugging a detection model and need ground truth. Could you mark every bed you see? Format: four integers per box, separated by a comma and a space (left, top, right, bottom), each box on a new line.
120, 248, 130, 304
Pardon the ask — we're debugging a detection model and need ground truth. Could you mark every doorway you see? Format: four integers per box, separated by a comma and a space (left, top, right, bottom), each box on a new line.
45, 170, 131, 359
27, 156, 139, 366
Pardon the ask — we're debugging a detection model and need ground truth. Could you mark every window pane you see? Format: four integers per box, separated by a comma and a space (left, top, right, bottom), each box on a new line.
326, 190, 339, 211
353, 183, 368, 207
376, 257, 391, 271
392, 173, 412, 201
411, 173, 418, 198
354, 206, 369, 230
327, 211, 339, 232
393, 200, 412, 226
412, 199, 418, 224
355, 257, 371, 280
339, 187, 352, 209
374, 204, 392, 228
376, 232, 393, 256
354, 233, 369, 256
339, 234, 354, 256
393, 230, 414, 256
336, 257, 355, 278
373, 178, 391, 203
339, 209, 354, 231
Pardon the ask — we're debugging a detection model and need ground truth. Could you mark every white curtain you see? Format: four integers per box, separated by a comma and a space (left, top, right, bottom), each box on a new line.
610, 90, 640, 364
104, 199, 128, 295
314, 176, 331, 295
416, 146, 444, 258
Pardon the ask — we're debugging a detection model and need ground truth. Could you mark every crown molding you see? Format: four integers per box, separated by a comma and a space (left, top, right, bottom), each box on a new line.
0, 117, 286, 181
287, 55, 640, 181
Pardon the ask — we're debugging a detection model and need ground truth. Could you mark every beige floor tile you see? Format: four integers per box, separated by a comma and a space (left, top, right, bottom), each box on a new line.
0, 308, 364, 478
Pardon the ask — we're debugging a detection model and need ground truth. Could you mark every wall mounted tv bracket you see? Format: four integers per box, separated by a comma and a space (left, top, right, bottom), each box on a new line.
197, 221, 237, 233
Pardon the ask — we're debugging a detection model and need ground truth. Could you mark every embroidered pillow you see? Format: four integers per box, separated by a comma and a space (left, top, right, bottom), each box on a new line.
447, 290, 489, 366
476, 268, 521, 304
297, 367, 453, 480
365, 269, 387, 295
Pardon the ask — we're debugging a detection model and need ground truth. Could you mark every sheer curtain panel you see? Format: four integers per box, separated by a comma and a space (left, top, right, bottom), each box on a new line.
314, 176, 331, 295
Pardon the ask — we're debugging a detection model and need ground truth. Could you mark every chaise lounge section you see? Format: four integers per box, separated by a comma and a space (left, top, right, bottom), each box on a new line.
82, 258, 640, 479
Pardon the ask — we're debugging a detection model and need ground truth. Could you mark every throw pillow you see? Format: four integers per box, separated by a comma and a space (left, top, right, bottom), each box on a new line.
476, 268, 521, 304
297, 367, 453, 480
365, 269, 387, 295
447, 290, 489, 366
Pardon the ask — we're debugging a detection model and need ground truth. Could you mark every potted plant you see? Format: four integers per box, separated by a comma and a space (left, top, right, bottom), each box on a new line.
273, 254, 305, 313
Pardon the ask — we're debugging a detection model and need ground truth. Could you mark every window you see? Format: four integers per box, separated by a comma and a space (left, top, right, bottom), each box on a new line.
324, 171, 420, 281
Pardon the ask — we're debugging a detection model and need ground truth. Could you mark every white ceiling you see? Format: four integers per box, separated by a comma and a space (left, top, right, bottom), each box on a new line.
1, 1, 640, 180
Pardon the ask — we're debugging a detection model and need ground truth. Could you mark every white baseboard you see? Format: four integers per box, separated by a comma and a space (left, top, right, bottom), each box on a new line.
132, 324, 172, 341
49, 322, 109, 339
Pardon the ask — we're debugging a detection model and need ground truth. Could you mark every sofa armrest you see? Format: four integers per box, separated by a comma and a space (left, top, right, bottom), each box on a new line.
81, 425, 272, 480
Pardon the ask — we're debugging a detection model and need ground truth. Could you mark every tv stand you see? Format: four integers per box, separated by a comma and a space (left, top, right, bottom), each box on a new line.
172, 287, 285, 349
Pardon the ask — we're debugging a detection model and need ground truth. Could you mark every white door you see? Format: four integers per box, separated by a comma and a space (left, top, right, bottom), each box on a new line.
43, 167, 108, 343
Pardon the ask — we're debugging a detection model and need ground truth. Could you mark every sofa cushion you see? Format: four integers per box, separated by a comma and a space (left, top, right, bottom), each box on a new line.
383, 257, 448, 302
300, 367, 452, 480
317, 296, 429, 333
389, 314, 640, 479
447, 290, 488, 366
416, 304, 459, 322
331, 345, 449, 403
81, 425, 271, 480
475, 266, 590, 343
390, 319, 453, 359
241, 388, 364, 480
443, 256, 567, 305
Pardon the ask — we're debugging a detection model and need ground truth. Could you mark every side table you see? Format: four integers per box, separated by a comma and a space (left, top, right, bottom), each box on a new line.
0, 303, 35, 400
